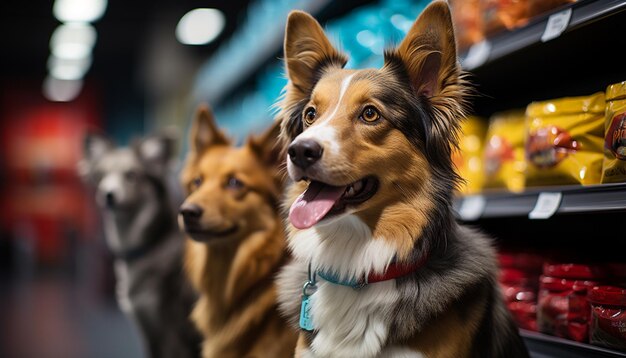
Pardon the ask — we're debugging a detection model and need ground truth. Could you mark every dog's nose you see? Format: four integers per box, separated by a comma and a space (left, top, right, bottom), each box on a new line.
179, 204, 203, 223
288, 139, 323, 169
105, 192, 115, 208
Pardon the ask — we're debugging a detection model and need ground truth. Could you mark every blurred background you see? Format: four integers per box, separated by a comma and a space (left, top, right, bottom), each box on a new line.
3, 0, 626, 357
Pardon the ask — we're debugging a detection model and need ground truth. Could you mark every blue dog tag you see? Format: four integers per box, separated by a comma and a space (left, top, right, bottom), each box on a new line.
299, 294, 314, 331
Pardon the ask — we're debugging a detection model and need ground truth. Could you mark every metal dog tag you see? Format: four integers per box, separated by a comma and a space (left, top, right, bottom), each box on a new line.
299, 294, 314, 331
299, 281, 316, 331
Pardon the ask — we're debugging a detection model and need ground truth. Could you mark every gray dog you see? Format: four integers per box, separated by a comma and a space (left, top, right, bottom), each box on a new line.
80, 132, 200, 358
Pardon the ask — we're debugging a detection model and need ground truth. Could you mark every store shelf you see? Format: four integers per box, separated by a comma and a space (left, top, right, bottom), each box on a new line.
460, 0, 626, 71
454, 183, 626, 221
462, 0, 626, 117
521, 330, 626, 358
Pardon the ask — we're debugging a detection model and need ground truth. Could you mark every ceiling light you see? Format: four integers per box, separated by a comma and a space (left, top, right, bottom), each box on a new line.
50, 23, 97, 60
48, 55, 92, 80
53, 0, 108, 23
176, 8, 225, 45
43, 76, 83, 102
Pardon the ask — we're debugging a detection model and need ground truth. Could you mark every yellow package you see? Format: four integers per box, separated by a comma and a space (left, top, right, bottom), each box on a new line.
453, 116, 488, 194
602, 81, 626, 183
525, 93, 605, 186
482, 110, 527, 192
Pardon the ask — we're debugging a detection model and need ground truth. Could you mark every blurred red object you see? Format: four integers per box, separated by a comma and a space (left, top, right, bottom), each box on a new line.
538, 263, 607, 342
0, 84, 101, 265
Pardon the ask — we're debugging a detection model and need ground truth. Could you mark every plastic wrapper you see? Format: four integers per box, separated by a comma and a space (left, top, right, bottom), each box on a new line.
538, 263, 607, 342
453, 117, 487, 194
525, 93, 605, 186
589, 286, 626, 351
483, 110, 527, 192
450, 0, 483, 51
481, 0, 530, 37
602, 81, 626, 183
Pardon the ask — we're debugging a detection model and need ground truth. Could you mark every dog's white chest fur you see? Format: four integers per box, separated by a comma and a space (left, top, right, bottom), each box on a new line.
308, 281, 400, 357
287, 214, 422, 357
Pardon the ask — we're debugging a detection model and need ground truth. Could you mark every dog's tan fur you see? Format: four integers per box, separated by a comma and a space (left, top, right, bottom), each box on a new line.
180, 105, 297, 358
275, 1, 528, 357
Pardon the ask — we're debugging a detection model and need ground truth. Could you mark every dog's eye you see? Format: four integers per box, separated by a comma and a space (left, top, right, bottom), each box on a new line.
226, 175, 244, 190
303, 107, 316, 126
191, 176, 203, 190
360, 106, 381, 123
125, 171, 138, 181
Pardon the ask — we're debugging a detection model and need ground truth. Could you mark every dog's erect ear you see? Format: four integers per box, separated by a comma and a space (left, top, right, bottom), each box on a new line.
78, 133, 112, 182
190, 104, 229, 154
284, 11, 347, 95
248, 120, 282, 166
137, 130, 178, 177
393, 0, 459, 99
83, 133, 113, 162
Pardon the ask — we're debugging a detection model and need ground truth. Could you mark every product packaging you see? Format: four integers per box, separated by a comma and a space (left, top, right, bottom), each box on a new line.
450, 0, 483, 51
602, 81, 626, 183
588, 286, 626, 351
499, 251, 544, 331
480, 0, 529, 37
525, 93, 605, 186
538, 263, 606, 342
483, 110, 527, 192
453, 117, 488, 194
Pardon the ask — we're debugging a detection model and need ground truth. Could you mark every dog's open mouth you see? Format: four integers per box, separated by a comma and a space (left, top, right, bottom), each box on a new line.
185, 225, 239, 242
289, 176, 378, 229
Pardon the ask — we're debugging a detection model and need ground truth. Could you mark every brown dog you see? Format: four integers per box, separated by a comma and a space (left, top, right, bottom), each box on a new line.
178, 105, 297, 358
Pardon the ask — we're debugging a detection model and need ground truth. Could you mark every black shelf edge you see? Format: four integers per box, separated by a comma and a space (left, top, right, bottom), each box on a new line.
460, 0, 626, 71
454, 183, 626, 221
521, 329, 626, 357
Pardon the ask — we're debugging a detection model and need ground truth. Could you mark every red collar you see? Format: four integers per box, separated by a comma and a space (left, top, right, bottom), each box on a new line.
317, 253, 428, 289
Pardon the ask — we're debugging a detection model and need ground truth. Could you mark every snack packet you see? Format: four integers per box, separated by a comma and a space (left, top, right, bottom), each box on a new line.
525, 93, 605, 186
483, 110, 527, 192
601, 81, 626, 183
453, 116, 487, 194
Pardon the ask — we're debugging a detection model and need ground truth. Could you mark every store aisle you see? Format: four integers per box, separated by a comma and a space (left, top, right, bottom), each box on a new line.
0, 274, 143, 358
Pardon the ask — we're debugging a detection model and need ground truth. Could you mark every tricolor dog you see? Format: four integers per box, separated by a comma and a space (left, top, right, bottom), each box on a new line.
275, 1, 529, 357
178, 105, 298, 358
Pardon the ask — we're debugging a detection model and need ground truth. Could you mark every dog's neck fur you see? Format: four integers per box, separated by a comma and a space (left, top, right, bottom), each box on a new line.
101, 185, 175, 261
186, 220, 288, 354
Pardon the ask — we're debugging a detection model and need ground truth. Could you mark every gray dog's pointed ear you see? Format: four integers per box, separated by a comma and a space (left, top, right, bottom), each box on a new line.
84, 132, 113, 161
78, 132, 113, 182
137, 129, 178, 177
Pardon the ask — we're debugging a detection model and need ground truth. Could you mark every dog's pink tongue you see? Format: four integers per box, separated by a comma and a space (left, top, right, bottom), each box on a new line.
289, 181, 346, 229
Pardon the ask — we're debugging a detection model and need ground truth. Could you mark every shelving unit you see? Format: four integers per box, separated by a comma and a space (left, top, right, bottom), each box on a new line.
455, 183, 626, 221
456, 1, 626, 356
521, 330, 626, 358
461, 0, 626, 116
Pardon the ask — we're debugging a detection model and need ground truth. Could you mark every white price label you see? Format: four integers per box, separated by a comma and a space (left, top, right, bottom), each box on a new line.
462, 40, 491, 70
529, 192, 562, 219
458, 195, 486, 221
541, 8, 572, 42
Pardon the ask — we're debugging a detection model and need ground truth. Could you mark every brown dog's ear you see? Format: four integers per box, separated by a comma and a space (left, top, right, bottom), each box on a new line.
284, 11, 347, 95
190, 104, 229, 154
248, 120, 282, 167
393, 0, 459, 99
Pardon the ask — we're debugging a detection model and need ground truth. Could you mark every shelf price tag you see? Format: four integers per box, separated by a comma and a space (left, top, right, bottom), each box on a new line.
541, 8, 572, 42
461, 40, 491, 70
458, 195, 486, 221
529, 192, 562, 219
